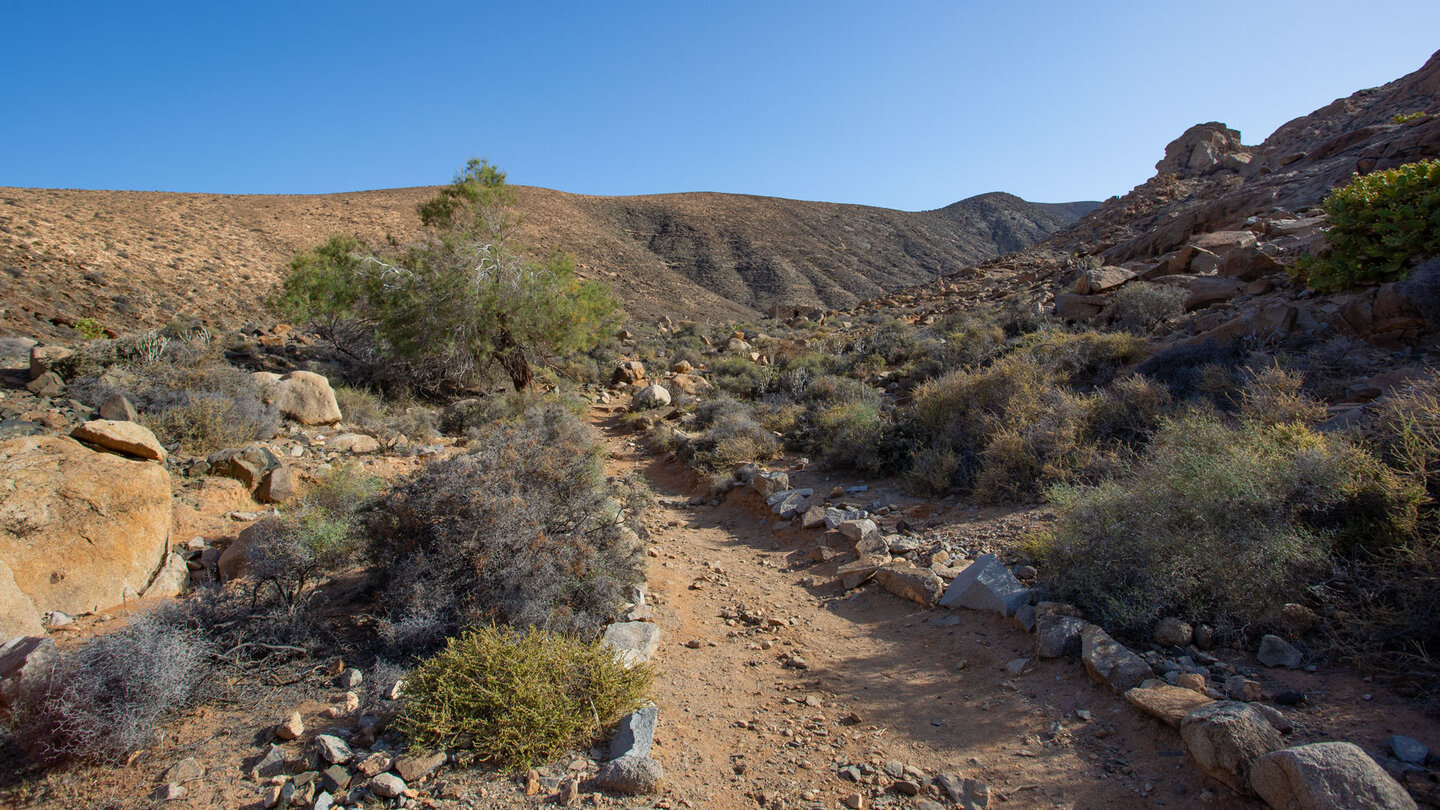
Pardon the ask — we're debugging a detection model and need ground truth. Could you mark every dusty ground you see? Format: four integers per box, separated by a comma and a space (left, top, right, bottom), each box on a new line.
3, 396, 1439, 809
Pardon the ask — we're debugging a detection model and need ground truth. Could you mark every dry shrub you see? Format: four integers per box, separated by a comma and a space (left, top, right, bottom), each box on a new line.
10, 614, 209, 765
1032, 411, 1420, 638
69, 334, 280, 454
1105, 282, 1188, 333
398, 626, 651, 768
689, 397, 781, 471
1238, 365, 1327, 426
369, 405, 647, 654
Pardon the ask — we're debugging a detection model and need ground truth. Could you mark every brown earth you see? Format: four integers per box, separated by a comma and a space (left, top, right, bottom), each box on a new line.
0, 185, 1093, 343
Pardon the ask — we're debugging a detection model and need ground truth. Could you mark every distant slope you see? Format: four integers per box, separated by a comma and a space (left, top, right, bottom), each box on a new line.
0, 184, 1095, 340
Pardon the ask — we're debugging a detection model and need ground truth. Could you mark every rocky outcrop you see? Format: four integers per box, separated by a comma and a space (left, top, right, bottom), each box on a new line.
0, 435, 173, 638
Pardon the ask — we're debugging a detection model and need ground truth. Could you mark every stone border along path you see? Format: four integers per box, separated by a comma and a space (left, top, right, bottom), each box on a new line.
592, 394, 1422, 810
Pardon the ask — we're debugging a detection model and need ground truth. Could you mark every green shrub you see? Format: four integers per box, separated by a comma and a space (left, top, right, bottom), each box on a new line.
1298, 160, 1440, 291
273, 161, 621, 394
245, 463, 381, 611
368, 405, 647, 653
1009, 328, 1146, 387
73, 317, 105, 341
397, 625, 651, 768
1031, 412, 1420, 637
903, 447, 963, 496
1237, 365, 1327, 427
711, 356, 773, 398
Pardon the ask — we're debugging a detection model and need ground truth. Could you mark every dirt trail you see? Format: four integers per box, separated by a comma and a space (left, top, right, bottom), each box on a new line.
591, 403, 1250, 810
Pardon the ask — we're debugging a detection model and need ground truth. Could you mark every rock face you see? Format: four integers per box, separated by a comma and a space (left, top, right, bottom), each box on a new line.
0, 436, 172, 638
1180, 701, 1284, 796
70, 419, 167, 461
1155, 122, 1248, 177
253, 370, 341, 425
1251, 742, 1416, 810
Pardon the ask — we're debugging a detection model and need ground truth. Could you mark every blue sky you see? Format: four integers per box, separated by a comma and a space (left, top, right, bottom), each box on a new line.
2, 2, 1437, 210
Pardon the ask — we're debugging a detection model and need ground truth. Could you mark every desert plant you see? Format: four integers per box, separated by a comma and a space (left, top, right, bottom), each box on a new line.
274, 160, 622, 392
10, 614, 209, 765
1237, 365, 1327, 426
396, 625, 651, 768
1297, 160, 1440, 291
1105, 282, 1188, 333
368, 405, 646, 653
689, 397, 781, 470
1031, 411, 1421, 637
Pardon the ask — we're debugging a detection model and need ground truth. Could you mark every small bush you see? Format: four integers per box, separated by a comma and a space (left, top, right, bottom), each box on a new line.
1009, 328, 1146, 388
1032, 412, 1420, 637
397, 625, 651, 768
689, 397, 781, 470
1105, 282, 1188, 334
812, 399, 902, 475
369, 405, 646, 653
903, 447, 963, 496
11, 614, 209, 765
1298, 160, 1440, 291
246, 463, 381, 611
1238, 365, 1327, 426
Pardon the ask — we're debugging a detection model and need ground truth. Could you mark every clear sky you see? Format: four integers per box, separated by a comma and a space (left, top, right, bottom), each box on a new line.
2, 2, 1437, 210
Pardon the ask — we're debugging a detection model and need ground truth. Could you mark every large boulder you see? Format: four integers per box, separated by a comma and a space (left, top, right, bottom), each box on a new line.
1180, 701, 1284, 796
0, 436, 172, 638
612, 361, 645, 386
253, 370, 341, 425
1251, 742, 1416, 810
70, 419, 166, 461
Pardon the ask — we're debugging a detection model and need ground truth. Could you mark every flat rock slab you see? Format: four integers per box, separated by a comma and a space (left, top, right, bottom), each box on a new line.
603, 622, 661, 668
1125, 680, 1215, 729
71, 419, 166, 461
610, 705, 658, 760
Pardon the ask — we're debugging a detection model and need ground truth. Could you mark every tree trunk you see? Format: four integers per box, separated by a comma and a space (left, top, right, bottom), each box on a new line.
496, 345, 532, 391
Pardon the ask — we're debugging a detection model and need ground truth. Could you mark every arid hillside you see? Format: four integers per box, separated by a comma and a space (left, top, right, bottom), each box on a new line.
0, 184, 1094, 341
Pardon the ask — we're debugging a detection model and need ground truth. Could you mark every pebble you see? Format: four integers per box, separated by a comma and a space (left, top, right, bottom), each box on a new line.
337, 668, 363, 688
